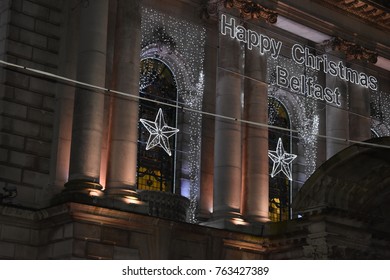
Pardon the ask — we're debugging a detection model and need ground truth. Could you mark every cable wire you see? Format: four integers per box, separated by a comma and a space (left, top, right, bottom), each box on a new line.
1, 59, 390, 151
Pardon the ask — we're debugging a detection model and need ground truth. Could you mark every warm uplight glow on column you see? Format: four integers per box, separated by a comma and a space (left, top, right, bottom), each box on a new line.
122, 196, 144, 205
242, 44, 270, 223
213, 26, 242, 220
99, 146, 108, 189
67, 0, 109, 191
89, 190, 102, 197
106, 0, 141, 194
231, 217, 249, 226
199, 22, 217, 219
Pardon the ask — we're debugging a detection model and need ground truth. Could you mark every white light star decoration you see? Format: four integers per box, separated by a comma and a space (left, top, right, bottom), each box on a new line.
268, 138, 297, 181
140, 108, 179, 156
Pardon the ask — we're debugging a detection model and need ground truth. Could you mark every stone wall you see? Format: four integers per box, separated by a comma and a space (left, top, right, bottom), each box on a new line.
1, 202, 388, 260
0, 202, 271, 259
0, 0, 62, 208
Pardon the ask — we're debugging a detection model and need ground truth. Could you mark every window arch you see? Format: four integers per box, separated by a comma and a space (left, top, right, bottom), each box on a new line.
268, 97, 292, 222
137, 58, 178, 192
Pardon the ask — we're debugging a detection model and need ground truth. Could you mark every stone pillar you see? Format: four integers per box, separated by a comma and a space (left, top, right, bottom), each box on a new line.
212, 27, 243, 222
348, 72, 371, 142
326, 55, 349, 159
105, 0, 141, 201
50, 1, 79, 193
198, 21, 217, 220
242, 46, 269, 222
65, 0, 109, 195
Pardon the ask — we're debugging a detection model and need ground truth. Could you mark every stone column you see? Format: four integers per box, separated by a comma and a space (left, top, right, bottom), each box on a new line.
348, 71, 371, 142
105, 0, 141, 201
50, 1, 78, 193
212, 27, 243, 222
198, 21, 217, 220
65, 0, 109, 195
326, 54, 349, 159
242, 46, 269, 222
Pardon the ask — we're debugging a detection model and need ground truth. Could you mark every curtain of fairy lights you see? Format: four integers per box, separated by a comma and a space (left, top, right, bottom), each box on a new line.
371, 89, 390, 136
268, 55, 319, 181
140, 7, 206, 223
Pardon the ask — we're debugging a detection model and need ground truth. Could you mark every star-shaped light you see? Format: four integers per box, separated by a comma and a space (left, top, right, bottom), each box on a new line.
140, 108, 179, 156
268, 138, 297, 181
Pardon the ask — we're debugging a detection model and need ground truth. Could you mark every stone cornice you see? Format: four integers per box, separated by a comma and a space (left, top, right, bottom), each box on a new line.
322, 37, 378, 63
202, 0, 278, 23
314, 0, 390, 32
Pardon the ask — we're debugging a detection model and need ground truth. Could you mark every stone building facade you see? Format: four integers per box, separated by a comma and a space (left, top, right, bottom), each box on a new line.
0, 0, 389, 259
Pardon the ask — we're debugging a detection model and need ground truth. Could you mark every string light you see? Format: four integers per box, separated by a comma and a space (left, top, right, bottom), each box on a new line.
0, 8, 389, 224
139, 59, 164, 91
268, 137, 297, 181
140, 108, 180, 156
2, 57, 387, 149
268, 55, 320, 181
371, 90, 390, 135
141, 8, 206, 223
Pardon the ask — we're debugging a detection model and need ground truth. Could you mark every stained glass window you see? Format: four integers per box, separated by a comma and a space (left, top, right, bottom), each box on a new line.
268, 97, 292, 222
137, 58, 178, 192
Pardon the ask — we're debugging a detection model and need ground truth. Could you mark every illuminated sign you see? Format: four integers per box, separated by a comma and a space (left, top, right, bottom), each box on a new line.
220, 14, 282, 58
220, 14, 378, 106
268, 137, 297, 181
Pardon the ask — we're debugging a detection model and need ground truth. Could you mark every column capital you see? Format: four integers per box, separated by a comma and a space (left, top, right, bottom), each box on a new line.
202, 0, 278, 24
320, 37, 378, 64
66, 0, 109, 194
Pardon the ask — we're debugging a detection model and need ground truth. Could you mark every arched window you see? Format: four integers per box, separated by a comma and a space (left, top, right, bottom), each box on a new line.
137, 58, 178, 192
268, 97, 292, 222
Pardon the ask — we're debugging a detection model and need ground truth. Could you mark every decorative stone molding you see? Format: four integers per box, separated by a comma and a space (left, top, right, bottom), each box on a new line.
315, 0, 389, 31
202, 0, 278, 24
64, 179, 104, 196
139, 190, 190, 222
322, 37, 378, 63
0, 186, 17, 204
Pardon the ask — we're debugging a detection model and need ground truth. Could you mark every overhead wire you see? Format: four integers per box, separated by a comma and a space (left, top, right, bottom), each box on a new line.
1, 58, 390, 151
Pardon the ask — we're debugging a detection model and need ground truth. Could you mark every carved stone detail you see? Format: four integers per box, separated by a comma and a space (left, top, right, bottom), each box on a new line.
315, 0, 389, 31
202, 0, 278, 24
139, 190, 190, 222
322, 37, 378, 63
